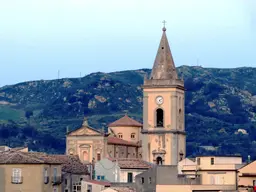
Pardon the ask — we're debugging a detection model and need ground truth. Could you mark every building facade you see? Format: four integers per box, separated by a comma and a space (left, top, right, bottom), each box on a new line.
82, 180, 111, 192
182, 155, 243, 186
0, 151, 62, 192
135, 165, 237, 192
95, 158, 152, 183
141, 26, 186, 165
238, 160, 256, 191
66, 116, 142, 163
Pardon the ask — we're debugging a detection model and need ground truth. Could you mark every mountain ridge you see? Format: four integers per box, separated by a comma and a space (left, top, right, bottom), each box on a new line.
0, 66, 256, 159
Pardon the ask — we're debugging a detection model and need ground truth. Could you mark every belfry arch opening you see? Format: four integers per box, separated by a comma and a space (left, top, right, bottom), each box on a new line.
156, 156, 163, 165
156, 108, 164, 127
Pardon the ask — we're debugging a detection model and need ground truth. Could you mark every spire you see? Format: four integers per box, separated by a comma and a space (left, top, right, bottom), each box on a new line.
150, 22, 178, 80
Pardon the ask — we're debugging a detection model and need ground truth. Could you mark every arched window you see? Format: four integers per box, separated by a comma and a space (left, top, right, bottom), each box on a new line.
156, 109, 164, 127
156, 156, 163, 165
118, 133, 123, 139
97, 153, 101, 161
131, 133, 135, 139
83, 151, 89, 162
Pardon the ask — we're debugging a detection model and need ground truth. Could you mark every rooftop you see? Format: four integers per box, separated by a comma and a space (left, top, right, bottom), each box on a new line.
108, 115, 142, 128
107, 136, 139, 147
48, 154, 89, 175
84, 179, 111, 186
0, 151, 89, 175
196, 155, 242, 158
0, 151, 61, 165
109, 158, 153, 169
110, 187, 136, 192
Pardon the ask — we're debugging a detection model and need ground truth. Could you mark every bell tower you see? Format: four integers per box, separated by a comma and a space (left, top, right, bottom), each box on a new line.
141, 25, 186, 165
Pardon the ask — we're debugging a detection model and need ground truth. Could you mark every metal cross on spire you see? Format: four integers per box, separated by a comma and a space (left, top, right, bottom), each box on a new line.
162, 20, 167, 28
162, 20, 167, 31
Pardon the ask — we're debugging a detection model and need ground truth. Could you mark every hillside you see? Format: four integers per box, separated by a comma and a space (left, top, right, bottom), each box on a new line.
1, 66, 256, 159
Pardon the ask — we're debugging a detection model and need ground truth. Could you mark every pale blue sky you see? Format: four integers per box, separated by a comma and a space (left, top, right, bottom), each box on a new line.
0, 0, 255, 86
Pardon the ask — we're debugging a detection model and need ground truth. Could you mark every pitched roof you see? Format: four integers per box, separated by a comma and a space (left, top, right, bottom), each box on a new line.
28, 152, 89, 174
0, 151, 89, 174
107, 136, 139, 147
150, 27, 178, 80
0, 151, 61, 165
49, 154, 89, 175
84, 179, 111, 186
110, 187, 136, 192
108, 115, 142, 127
109, 158, 152, 169
67, 117, 103, 136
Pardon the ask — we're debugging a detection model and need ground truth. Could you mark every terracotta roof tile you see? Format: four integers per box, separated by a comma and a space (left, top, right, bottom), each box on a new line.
84, 179, 111, 186
0, 151, 89, 175
49, 154, 89, 175
0, 151, 61, 164
110, 158, 152, 169
107, 137, 138, 147
29, 153, 89, 174
110, 187, 136, 192
108, 115, 142, 127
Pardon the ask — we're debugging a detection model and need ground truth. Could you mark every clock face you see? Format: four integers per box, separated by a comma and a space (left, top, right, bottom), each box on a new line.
156, 96, 164, 105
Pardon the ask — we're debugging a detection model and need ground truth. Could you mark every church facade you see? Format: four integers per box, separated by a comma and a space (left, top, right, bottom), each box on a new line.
66, 116, 143, 163
65, 26, 186, 166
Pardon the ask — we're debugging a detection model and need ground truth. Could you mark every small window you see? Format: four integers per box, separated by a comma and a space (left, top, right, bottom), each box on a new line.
101, 176, 105, 180
97, 175, 101, 180
12, 168, 22, 184
44, 168, 49, 184
65, 178, 67, 185
148, 177, 152, 184
53, 167, 57, 182
211, 157, 214, 165
141, 177, 144, 184
118, 133, 123, 139
87, 184, 92, 192
197, 158, 200, 165
131, 133, 135, 139
97, 153, 101, 161
127, 172, 133, 183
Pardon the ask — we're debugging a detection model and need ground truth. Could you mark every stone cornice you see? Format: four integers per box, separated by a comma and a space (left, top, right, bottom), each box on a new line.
141, 129, 186, 135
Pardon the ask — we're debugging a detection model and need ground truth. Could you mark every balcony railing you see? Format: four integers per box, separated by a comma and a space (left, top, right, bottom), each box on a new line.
44, 176, 49, 184
11, 176, 23, 184
52, 176, 62, 185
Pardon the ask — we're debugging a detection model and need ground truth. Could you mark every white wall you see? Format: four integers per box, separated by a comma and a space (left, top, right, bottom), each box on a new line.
82, 181, 106, 192
95, 158, 120, 182
178, 158, 196, 174
119, 169, 145, 183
